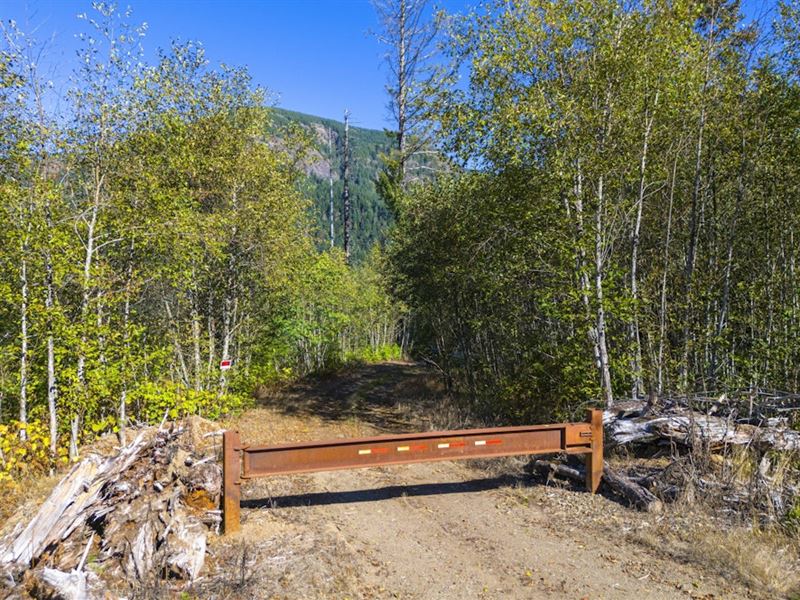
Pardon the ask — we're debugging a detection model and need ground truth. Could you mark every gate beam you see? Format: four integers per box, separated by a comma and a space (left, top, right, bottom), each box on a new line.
222, 409, 603, 533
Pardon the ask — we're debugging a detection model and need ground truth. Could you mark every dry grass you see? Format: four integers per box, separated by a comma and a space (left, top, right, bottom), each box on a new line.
606, 441, 800, 598
631, 511, 800, 599
0, 472, 63, 529
0, 480, 24, 525
222, 405, 375, 446
193, 521, 363, 600
687, 527, 800, 598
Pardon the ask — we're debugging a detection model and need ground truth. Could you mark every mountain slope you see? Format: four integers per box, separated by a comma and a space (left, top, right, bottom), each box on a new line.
271, 108, 394, 262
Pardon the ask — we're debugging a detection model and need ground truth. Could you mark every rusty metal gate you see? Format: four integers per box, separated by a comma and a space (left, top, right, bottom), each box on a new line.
222, 409, 603, 533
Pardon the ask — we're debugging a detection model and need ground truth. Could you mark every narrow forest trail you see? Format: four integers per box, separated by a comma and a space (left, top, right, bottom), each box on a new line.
217, 362, 759, 599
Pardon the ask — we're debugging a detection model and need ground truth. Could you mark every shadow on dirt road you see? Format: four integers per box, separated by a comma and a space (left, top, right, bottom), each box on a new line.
242, 473, 526, 510
258, 361, 444, 433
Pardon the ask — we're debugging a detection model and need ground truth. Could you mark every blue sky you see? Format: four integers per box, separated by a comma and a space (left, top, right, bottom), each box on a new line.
3, 0, 777, 131
3, 0, 473, 130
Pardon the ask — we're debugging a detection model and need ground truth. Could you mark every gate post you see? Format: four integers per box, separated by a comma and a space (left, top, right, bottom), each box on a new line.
584, 409, 603, 493
223, 429, 242, 534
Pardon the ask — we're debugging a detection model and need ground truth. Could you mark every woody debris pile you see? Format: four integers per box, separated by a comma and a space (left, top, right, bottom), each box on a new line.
534, 392, 800, 521
0, 417, 223, 599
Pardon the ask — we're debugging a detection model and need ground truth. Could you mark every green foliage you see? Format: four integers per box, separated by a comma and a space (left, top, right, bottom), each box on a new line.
391, 0, 800, 421
391, 170, 595, 421
786, 498, 800, 533
127, 382, 249, 425
247, 248, 406, 376
346, 344, 404, 364
0, 5, 407, 473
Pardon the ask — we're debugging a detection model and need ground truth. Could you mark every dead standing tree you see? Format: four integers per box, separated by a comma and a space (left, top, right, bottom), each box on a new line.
328, 126, 335, 249
373, 0, 439, 185
342, 109, 352, 262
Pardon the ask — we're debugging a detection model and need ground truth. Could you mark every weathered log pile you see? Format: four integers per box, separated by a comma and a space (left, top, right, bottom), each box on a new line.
604, 402, 800, 452
533, 397, 800, 521
0, 417, 223, 599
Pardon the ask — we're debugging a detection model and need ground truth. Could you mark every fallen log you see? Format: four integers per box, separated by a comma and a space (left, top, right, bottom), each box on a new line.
531, 459, 662, 513
605, 409, 800, 452
531, 459, 583, 483
36, 567, 104, 600
602, 463, 663, 513
0, 430, 149, 566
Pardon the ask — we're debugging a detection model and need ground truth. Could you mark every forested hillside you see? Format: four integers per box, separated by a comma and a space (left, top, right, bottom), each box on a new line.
270, 108, 394, 263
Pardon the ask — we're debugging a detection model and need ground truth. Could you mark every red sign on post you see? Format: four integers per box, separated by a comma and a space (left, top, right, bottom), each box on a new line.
220, 359, 232, 371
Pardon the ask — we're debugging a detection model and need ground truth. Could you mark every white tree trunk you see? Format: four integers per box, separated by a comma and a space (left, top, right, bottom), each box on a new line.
595, 174, 614, 408
629, 93, 657, 400
657, 157, 678, 395
192, 290, 202, 392
568, 165, 602, 373
73, 178, 102, 459
19, 248, 29, 441
46, 253, 58, 461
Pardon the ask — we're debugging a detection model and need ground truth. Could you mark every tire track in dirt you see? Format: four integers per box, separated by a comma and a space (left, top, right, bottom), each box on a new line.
302, 460, 746, 599
313, 465, 512, 599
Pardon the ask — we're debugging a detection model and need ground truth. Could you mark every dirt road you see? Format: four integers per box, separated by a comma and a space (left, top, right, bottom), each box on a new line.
216, 363, 760, 599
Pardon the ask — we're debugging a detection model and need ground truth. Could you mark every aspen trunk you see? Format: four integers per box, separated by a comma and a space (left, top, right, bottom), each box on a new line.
567, 165, 602, 374
218, 188, 240, 396
595, 174, 614, 408
219, 296, 231, 395
73, 175, 102, 459
206, 310, 216, 389
657, 156, 678, 396
119, 239, 134, 445
19, 248, 29, 441
163, 300, 190, 386
681, 12, 714, 391
629, 93, 657, 400
46, 251, 58, 460
191, 282, 202, 392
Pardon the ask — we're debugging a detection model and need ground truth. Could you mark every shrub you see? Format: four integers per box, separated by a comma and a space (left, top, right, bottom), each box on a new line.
0, 420, 65, 481
345, 343, 404, 364
128, 381, 250, 424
